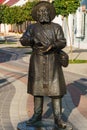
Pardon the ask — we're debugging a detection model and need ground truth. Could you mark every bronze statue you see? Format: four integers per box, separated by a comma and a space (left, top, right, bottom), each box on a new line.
20, 1, 68, 129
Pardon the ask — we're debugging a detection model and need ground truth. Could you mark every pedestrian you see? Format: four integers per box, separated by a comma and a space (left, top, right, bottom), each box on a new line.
20, 1, 68, 129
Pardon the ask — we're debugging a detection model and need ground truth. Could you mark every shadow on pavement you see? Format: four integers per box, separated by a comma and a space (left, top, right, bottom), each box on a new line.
0, 73, 27, 88
38, 77, 87, 129
63, 77, 87, 121
5, 35, 19, 42
0, 47, 30, 63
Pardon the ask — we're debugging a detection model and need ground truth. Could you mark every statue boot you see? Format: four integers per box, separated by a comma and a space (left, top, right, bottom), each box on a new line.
52, 97, 67, 129
26, 96, 43, 125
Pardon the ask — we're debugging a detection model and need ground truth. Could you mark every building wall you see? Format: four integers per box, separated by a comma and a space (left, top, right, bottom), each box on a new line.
74, 12, 87, 49
66, 8, 87, 49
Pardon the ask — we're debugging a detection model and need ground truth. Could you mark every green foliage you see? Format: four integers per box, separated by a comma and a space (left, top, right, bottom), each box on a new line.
53, 0, 80, 16
0, 0, 38, 25
3, 6, 13, 24
4, 6, 25, 24
12, 6, 25, 24
22, 0, 38, 21
0, 0, 80, 24
0, 4, 8, 24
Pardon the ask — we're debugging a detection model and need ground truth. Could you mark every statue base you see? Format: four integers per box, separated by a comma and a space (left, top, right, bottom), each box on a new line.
17, 119, 73, 130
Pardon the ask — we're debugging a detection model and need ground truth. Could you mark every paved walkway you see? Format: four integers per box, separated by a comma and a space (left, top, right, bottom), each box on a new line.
0, 42, 87, 130
63, 47, 87, 77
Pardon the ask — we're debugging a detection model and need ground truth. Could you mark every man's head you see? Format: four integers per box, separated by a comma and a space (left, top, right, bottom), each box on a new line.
37, 5, 50, 23
32, 1, 56, 23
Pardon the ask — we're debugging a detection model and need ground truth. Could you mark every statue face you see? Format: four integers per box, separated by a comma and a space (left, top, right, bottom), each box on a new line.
37, 6, 50, 23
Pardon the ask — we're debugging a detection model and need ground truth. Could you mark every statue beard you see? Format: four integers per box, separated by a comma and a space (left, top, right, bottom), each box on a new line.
37, 15, 51, 23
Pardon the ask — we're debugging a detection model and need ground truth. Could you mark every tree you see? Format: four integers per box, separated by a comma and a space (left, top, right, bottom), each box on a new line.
0, 4, 8, 24
3, 5, 26, 32
22, 0, 38, 21
3, 6, 13, 24
53, 0, 80, 16
1, 0, 38, 33
0, 4, 8, 33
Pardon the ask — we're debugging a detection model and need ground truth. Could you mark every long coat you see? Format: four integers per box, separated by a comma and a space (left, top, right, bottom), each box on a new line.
20, 22, 66, 97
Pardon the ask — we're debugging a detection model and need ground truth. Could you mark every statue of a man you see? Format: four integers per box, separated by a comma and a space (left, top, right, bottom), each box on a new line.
20, 1, 67, 129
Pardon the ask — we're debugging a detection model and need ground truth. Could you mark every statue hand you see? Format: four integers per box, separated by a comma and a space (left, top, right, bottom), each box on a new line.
39, 44, 52, 53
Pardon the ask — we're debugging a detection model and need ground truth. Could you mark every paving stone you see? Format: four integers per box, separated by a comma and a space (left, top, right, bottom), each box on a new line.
0, 46, 87, 130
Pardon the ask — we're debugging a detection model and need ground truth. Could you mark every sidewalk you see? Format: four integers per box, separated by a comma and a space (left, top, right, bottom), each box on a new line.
0, 44, 87, 130
0, 43, 87, 76
0, 42, 87, 76
63, 46, 87, 76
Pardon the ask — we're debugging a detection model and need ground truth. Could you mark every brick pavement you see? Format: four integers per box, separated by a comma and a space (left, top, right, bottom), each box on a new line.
0, 46, 87, 130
